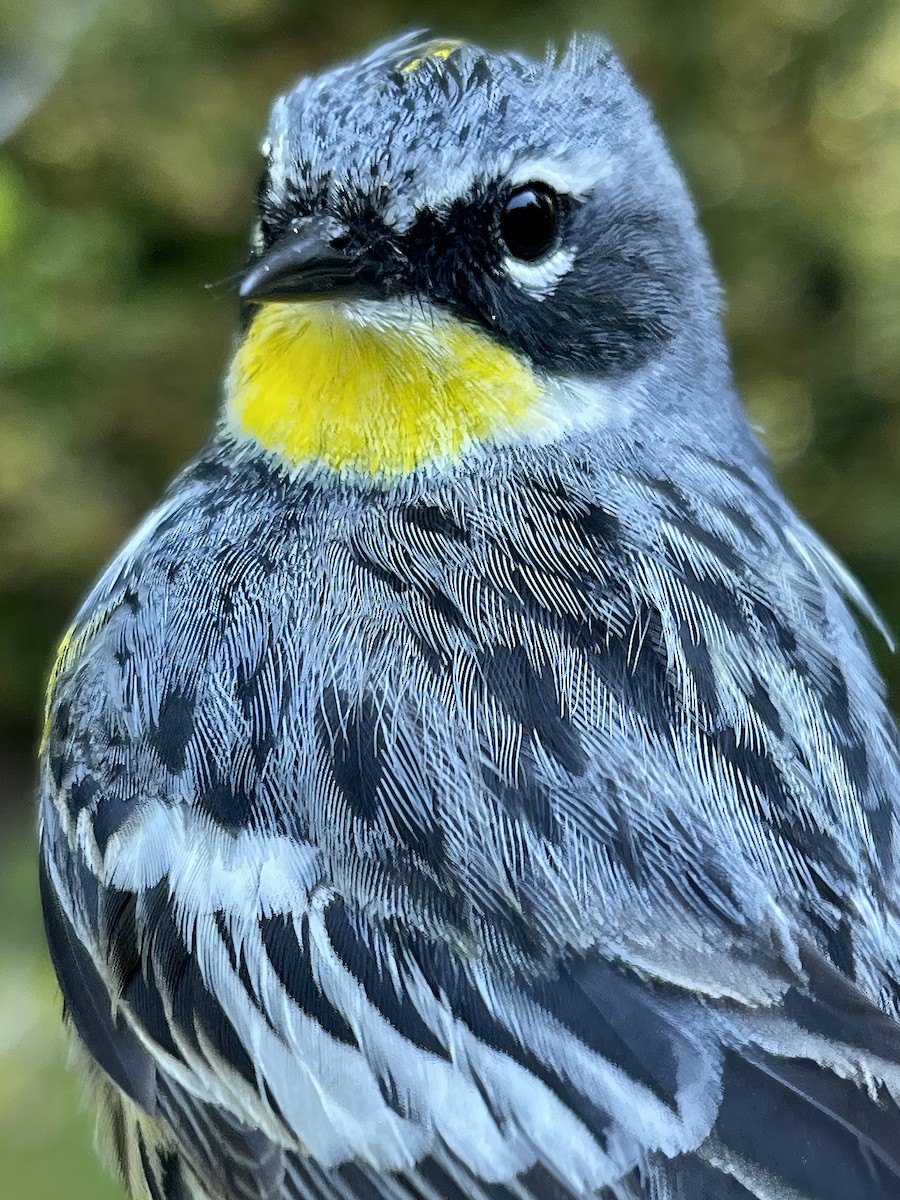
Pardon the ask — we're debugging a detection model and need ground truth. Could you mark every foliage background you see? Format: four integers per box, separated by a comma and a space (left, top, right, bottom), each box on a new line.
0, 0, 898, 1194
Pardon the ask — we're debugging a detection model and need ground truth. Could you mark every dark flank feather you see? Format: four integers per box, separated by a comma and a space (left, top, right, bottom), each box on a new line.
40, 851, 157, 1114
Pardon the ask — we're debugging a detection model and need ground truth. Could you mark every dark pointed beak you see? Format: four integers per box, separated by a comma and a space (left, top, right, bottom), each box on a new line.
239, 222, 385, 303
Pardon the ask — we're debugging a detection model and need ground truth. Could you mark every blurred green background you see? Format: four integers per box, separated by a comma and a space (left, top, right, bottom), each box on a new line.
1, 0, 898, 1195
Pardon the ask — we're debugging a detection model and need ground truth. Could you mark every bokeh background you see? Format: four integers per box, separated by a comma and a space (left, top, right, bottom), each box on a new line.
1, 0, 898, 1194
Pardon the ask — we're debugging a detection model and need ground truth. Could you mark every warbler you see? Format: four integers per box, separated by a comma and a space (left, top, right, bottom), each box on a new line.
39, 31, 900, 1200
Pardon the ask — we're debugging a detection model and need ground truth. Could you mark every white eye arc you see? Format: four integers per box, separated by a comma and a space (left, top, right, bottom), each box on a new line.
504, 244, 577, 300
507, 153, 611, 200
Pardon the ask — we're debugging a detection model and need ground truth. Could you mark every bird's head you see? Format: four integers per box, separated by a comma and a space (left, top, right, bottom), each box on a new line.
225, 33, 742, 481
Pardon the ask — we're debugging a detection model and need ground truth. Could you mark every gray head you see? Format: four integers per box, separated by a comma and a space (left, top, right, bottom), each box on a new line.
231, 33, 752, 479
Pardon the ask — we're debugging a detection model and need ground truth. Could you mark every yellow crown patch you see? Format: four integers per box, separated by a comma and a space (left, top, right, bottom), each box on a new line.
398, 39, 466, 75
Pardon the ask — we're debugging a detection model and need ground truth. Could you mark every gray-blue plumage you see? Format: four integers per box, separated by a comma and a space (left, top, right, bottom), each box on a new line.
40, 31, 900, 1200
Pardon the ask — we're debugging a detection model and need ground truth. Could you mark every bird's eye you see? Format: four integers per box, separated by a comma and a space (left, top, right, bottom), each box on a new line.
499, 184, 562, 262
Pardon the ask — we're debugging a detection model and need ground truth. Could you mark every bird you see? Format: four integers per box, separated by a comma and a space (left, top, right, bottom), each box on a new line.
38, 29, 900, 1200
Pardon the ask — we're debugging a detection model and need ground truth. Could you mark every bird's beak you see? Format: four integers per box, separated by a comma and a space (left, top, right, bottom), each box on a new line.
239, 221, 385, 303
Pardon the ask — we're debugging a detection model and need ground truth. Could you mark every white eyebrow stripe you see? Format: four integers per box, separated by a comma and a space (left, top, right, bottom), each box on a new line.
381, 153, 515, 231
505, 245, 577, 299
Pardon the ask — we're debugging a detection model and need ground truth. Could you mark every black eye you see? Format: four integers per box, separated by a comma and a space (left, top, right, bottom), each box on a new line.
499, 184, 562, 262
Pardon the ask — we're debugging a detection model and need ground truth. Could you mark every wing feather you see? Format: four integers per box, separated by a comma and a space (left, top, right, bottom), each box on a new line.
41, 774, 900, 1200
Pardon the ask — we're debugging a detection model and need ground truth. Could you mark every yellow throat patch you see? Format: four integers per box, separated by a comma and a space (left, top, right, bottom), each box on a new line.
226, 301, 546, 478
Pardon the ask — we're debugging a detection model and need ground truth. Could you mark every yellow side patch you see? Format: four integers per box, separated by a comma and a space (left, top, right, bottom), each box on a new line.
226, 301, 545, 478
40, 603, 115, 753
